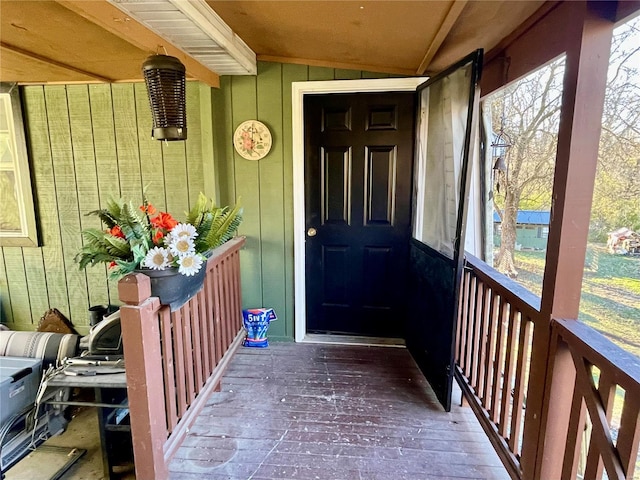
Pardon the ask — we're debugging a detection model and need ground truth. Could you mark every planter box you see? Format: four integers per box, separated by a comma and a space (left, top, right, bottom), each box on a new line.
137, 266, 206, 311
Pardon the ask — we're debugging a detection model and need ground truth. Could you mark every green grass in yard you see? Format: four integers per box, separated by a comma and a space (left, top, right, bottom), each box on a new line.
590, 276, 640, 296
508, 245, 640, 358
512, 250, 545, 298
510, 246, 639, 477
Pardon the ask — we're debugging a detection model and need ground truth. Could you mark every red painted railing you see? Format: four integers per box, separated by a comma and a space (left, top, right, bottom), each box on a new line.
543, 319, 640, 480
456, 254, 540, 478
118, 236, 245, 479
456, 254, 640, 480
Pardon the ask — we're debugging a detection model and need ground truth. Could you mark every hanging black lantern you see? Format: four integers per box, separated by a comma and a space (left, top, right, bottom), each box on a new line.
142, 54, 187, 141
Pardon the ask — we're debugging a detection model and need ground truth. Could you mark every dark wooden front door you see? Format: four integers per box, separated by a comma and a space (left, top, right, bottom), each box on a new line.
304, 92, 414, 337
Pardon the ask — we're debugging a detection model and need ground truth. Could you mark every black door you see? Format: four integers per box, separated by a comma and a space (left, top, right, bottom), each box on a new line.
407, 50, 483, 411
304, 92, 414, 337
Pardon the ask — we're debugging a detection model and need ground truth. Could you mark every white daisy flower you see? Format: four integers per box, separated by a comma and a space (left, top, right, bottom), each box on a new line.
169, 235, 195, 257
177, 253, 203, 276
171, 223, 198, 240
143, 246, 170, 270
163, 231, 174, 247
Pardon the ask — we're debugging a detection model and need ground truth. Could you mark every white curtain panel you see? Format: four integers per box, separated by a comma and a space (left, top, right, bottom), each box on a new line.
413, 63, 474, 258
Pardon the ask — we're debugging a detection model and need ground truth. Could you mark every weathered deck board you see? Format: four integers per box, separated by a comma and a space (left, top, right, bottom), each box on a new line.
170, 342, 509, 479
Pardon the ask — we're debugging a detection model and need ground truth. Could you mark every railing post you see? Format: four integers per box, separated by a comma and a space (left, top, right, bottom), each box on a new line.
118, 273, 169, 480
521, 3, 615, 479
536, 328, 577, 479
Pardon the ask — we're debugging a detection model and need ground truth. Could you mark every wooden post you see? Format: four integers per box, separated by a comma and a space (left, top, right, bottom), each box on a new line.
535, 332, 578, 480
540, 2, 615, 320
519, 3, 615, 479
119, 273, 169, 480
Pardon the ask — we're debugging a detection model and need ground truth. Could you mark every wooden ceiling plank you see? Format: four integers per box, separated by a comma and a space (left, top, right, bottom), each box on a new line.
54, 0, 220, 88
0, 48, 101, 84
416, 0, 468, 75
256, 54, 416, 77
0, 42, 113, 82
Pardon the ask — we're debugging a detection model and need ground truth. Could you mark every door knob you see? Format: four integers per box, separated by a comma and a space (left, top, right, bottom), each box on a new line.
307, 227, 317, 237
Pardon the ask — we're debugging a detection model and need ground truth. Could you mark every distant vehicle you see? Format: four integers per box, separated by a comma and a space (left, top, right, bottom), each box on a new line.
607, 227, 640, 255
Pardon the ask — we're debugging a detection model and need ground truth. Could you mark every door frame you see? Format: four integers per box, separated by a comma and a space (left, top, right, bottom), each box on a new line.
292, 77, 426, 342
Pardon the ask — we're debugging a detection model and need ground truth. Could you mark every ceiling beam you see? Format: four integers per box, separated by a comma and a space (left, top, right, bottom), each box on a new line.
1, 42, 113, 82
168, 0, 256, 75
484, 1, 561, 66
416, 0, 468, 75
54, 0, 220, 87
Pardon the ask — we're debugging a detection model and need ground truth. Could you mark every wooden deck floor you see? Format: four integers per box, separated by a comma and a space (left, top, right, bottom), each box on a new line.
170, 342, 509, 480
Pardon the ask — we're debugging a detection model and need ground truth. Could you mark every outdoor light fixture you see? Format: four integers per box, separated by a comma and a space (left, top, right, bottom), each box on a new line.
142, 53, 187, 141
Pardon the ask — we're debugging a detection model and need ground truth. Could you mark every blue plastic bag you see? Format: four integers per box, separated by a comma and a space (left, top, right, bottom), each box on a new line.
242, 308, 277, 348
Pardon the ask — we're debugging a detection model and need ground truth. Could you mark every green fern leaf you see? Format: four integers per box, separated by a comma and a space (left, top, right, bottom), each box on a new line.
104, 235, 131, 257
186, 192, 210, 225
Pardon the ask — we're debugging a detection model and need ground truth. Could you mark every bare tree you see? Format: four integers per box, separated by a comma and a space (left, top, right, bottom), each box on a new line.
489, 59, 564, 277
592, 20, 640, 240
488, 16, 640, 279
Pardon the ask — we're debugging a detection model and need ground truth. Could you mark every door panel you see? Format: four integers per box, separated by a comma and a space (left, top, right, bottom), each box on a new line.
407, 50, 483, 411
305, 92, 414, 338
322, 147, 351, 224
365, 146, 397, 225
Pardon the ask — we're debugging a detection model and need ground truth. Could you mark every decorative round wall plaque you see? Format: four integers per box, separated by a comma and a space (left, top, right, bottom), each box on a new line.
233, 120, 273, 160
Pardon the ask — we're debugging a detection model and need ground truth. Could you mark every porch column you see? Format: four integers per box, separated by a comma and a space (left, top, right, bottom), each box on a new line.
521, 2, 615, 479
119, 273, 169, 480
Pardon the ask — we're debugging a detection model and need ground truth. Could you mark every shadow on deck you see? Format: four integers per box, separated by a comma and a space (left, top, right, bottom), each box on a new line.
169, 342, 509, 480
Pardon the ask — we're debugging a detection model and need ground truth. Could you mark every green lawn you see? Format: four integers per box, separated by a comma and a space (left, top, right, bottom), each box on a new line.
511, 245, 639, 476
513, 245, 640, 358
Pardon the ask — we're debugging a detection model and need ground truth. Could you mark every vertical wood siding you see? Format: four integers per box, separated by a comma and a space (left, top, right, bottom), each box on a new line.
0, 62, 388, 338
212, 61, 390, 340
0, 82, 211, 333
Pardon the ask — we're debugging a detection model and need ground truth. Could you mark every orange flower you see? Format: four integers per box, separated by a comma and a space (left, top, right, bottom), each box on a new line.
108, 261, 117, 269
107, 225, 124, 238
140, 203, 157, 215
150, 212, 178, 231
153, 230, 165, 245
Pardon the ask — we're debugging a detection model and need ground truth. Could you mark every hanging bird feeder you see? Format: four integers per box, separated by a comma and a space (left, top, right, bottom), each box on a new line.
491, 117, 511, 173
142, 54, 187, 141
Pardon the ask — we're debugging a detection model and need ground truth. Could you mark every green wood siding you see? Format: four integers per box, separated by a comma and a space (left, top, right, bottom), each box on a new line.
0, 82, 212, 334
213, 62, 390, 340
1, 62, 390, 339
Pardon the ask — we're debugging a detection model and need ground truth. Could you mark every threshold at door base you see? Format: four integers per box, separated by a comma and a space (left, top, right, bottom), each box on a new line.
301, 334, 405, 348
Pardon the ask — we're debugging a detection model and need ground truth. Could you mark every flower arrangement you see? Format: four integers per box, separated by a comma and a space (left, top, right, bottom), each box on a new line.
76, 193, 242, 280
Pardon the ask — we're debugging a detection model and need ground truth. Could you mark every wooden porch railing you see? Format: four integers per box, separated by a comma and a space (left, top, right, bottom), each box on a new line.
117, 236, 246, 479
455, 253, 540, 478
456, 253, 640, 480
544, 318, 640, 480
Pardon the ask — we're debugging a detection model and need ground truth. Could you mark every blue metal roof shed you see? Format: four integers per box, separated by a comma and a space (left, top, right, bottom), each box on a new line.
493, 210, 551, 225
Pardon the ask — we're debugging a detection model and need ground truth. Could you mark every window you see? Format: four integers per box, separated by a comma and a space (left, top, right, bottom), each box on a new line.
538, 226, 549, 239
483, 57, 564, 294
0, 83, 39, 247
582, 17, 640, 359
